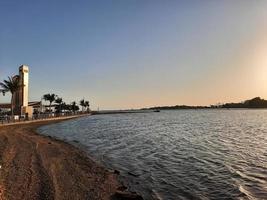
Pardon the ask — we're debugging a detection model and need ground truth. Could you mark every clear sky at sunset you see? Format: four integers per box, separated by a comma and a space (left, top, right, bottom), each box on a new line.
1, 0, 267, 110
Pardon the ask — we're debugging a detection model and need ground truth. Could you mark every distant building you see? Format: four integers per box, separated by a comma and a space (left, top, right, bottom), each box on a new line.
0, 65, 41, 117
0, 101, 42, 114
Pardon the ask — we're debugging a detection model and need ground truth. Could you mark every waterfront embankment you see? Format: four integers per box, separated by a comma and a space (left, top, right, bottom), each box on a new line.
0, 116, 143, 200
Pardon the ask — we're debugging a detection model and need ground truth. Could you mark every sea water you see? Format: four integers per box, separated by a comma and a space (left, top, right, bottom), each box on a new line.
38, 110, 267, 200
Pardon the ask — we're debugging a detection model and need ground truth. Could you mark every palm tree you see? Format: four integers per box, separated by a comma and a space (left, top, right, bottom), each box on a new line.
43, 93, 56, 113
71, 101, 79, 113
80, 99, 85, 112
71, 101, 76, 113
55, 97, 63, 113
62, 102, 69, 113
85, 101, 90, 112
0, 76, 21, 117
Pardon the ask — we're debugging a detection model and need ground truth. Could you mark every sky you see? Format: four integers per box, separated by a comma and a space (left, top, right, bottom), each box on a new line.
0, 0, 267, 110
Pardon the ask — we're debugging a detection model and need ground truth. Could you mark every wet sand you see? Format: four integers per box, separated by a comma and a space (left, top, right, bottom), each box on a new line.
0, 117, 142, 200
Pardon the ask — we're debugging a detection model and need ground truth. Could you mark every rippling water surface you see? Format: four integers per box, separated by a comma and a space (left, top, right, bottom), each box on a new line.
38, 110, 267, 200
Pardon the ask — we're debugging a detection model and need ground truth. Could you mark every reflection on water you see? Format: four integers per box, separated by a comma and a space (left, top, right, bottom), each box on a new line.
38, 110, 267, 200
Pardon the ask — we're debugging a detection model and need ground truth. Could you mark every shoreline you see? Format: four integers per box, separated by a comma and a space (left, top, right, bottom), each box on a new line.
0, 114, 90, 127
0, 116, 143, 200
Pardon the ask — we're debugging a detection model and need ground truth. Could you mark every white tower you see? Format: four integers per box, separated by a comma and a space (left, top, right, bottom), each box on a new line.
19, 65, 29, 107
17, 65, 33, 117
13, 65, 32, 117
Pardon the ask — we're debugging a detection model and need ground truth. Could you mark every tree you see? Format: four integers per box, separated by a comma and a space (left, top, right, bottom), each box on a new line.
0, 76, 21, 117
55, 97, 63, 113
80, 99, 85, 112
71, 101, 79, 113
84, 101, 90, 112
43, 93, 56, 113
62, 102, 72, 113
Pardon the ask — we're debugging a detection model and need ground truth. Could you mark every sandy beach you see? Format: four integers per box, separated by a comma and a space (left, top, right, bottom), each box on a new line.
0, 117, 142, 200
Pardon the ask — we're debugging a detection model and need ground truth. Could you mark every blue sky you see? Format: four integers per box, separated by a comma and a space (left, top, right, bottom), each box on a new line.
1, 0, 267, 109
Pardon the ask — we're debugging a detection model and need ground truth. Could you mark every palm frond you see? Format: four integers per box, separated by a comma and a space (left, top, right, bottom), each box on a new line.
0, 76, 21, 94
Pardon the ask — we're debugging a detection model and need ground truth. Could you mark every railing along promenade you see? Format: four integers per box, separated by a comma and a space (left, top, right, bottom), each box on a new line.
0, 111, 90, 125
